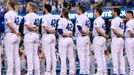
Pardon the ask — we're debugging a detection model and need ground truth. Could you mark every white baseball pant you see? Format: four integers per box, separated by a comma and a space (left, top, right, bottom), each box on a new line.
24, 32, 40, 75
59, 37, 75, 75
125, 38, 134, 75
93, 36, 107, 75
76, 36, 90, 74
111, 37, 126, 74
42, 34, 56, 73
4, 33, 20, 75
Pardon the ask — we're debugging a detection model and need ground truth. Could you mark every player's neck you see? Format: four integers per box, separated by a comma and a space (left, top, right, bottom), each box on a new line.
8, 8, 14, 11
96, 15, 100, 18
79, 12, 83, 15
128, 17, 133, 20
114, 15, 119, 18
45, 12, 50, 14
28, 10, 34, 13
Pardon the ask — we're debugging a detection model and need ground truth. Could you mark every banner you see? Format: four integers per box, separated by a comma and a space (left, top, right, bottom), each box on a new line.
51, 8, 134, 19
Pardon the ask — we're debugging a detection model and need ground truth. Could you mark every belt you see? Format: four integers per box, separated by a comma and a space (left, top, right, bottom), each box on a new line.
98, 34, 103, 37
112, 35, 121, 38
47, 32, 55, 34
81, 35, 87, 37
62, 35, 72, 38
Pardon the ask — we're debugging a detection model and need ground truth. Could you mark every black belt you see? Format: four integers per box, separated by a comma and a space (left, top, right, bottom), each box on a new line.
47, 32, 55, 34
98, 35, 103, 37
81, 35, 87, 37
62, 36, 71, 38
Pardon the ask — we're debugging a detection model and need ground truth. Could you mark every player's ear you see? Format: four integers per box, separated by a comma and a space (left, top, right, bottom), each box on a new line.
60, 13, 63, 18
43, 9, 46, 14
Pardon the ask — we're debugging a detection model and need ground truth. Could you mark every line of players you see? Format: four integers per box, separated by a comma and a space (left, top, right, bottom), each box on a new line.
2, 0, 134, 75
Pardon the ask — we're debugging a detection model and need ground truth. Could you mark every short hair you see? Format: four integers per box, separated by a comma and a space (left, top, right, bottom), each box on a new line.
44, 4, 52, 13
79, 6, 86, 13
27, 2, 37, 11
95, 8, 103, 16
8, 0, 16, 9
126, 10, 133, 16
113, 8, 121, 16
62, 8, 69, 19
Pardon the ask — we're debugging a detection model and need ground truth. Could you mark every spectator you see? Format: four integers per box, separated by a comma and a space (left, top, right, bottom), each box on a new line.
127, 0, 134, 7
52, 1, 57, 12
57, 0, 64, 12
21, 4, 26, 14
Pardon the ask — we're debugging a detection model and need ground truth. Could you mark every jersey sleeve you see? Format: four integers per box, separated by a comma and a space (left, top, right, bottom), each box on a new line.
24, 14, 31, 25
41, 16, 48, 26
4, 14, 12, 23
126, 21, 133, 31
94, 20, 100, 28
111, 20, 117, 30
57, 19, 63, 29
76, 17, 82, 27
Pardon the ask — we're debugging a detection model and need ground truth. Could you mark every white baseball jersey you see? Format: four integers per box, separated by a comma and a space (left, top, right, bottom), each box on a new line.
125, 19, 134, 37
58, 18, 74, 38
111, 17, 125, 37
41, 13, 56, 34
24, 12, 39, 34
93, 17, 106, 37
75, 14, 90, 36
4, 10, 19, 33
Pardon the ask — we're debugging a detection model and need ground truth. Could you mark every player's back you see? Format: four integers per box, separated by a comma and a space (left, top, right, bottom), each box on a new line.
42, 13, 56, 34
75, 14, 90, 36
93, 17, 106, 36
111, 17, 125, 37
24, 12, 38, 33
125, 19, 134, 37
58, 18, 74, 38
4, 10, 18, 33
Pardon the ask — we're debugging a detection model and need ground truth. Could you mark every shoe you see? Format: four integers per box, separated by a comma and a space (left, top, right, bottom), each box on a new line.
120, 74, 124, 75
112, 74, 117, 75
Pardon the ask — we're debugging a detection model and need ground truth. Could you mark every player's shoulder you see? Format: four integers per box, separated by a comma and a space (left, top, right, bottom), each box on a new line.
68, 19, 73, 25
94, 17, 101, 22
4, 11, 11, 17
58, 18, 65, 23
127, 19, 134, 24
5, 10, 17, 17
25, 12, 36, 17
112, 17, 122, 21
42, 13, 53, 19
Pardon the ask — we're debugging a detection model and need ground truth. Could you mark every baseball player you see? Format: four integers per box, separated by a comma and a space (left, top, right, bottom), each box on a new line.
57, 8, 75, 75
75, 6, 91, 75
41, 4, 57, 75
125, 10, 134, 75
4, 1, 21, 75
24, 2, 40, 75
93, 8, 108, 75
111, 8, 126, 75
